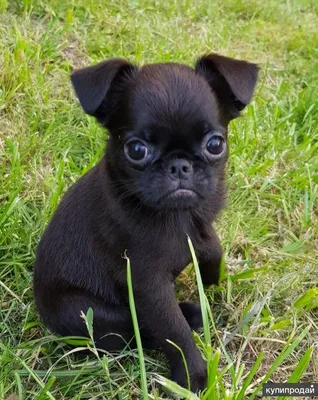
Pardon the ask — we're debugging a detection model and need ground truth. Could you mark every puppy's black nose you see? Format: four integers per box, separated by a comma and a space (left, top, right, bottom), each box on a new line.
168, 159, 193, 180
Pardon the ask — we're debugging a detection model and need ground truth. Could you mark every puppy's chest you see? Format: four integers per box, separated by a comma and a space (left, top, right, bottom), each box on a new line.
170, 229, 205, 277
140, 220, 204, 277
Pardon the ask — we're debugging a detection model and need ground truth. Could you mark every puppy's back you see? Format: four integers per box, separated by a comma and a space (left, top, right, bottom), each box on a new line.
33, 161, 111, 300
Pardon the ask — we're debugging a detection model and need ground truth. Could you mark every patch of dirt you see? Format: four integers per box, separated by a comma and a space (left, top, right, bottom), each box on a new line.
62, 38, 89, 70
5, 394, 19, 400
0, 135, 4, 152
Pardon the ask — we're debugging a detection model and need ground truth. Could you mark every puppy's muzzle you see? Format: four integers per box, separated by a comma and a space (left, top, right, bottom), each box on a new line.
168, 159, 193, 180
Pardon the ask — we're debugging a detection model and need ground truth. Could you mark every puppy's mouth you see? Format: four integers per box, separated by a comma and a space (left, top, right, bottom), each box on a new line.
155, 187, 200, 210
165, 188, 197, 200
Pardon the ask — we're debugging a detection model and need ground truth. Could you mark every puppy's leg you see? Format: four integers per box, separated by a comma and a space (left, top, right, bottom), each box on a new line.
179, 302, 203, 332
198, 227, 223, 286
132, 277, 206, 392
37, 290, 134, 351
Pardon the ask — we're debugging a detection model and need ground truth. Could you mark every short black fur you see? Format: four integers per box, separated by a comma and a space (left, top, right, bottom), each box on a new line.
34, 53, 258, 392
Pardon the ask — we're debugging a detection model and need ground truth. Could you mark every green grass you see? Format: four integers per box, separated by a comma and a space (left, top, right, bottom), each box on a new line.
126, 255, 148, 400
0, 0, 317, 399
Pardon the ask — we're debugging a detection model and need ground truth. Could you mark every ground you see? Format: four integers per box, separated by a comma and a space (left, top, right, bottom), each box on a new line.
0, 0, 317, 399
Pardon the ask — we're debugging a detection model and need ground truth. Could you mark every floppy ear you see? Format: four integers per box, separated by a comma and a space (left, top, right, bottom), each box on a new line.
71, 58, 136, 122
195, 53, 259, 122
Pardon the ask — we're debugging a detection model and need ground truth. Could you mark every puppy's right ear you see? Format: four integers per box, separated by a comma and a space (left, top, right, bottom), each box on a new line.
195, 54, 258, 124
71, 59, 136, 122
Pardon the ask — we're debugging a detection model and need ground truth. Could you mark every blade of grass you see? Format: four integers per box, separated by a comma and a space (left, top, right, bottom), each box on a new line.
187, 236, 211, 346
0, 345, 55, 400
286, 347, 313, 383
125, 253, 149, 400
202, 360, 234, 400
218, 256, 227, 284
205, 349, 220, 400
224, 295, 269, 347
277, 347, 313, 400
156, 375, 200, 400
15, 369, 103, 377
14, 372, 23, 400
230, 267, 268, 281
37, 376, 56, 400
188, 236, 213, 393
206, 303, 236, 387
166, 339, 190, 391
84, 307, 94, 336
235, 352, 264, 400
249, 325, 311, 400
80, 308, 102, 361
294, 288, 318, 310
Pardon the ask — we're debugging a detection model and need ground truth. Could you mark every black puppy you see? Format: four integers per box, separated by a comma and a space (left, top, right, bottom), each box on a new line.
33, 54, 258, 391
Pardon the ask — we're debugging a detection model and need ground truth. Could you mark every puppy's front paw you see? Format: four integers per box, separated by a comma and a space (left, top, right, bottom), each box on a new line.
179, 302, 203, 332
171, 357, 207, 393
199, 262, 221, 286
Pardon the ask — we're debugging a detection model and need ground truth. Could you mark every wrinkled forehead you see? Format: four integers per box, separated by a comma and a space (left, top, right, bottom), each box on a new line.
129, 63, 220, 137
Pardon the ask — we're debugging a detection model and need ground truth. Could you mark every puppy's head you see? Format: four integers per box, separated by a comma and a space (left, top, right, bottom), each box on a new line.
71, 54, 258, 211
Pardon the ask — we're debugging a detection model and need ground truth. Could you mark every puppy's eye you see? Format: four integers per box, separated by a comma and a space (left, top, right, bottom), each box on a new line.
206, 135, 225, 155
125, 140, 148, 162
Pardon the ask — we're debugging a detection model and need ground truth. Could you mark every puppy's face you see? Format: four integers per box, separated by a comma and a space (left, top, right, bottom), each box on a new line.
107, 64, 227, 210
71, 55, 258, 211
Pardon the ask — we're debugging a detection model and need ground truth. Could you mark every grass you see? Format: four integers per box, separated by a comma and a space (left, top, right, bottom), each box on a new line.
0, 0, 317, 399
125, 255, 148, 400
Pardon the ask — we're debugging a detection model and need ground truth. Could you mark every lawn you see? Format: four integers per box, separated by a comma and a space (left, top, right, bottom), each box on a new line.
0, 0, 317, 399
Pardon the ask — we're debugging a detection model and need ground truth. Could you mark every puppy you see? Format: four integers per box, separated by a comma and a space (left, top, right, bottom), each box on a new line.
33, 54, 258, 391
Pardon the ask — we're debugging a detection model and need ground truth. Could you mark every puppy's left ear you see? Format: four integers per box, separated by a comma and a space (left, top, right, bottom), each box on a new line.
195, 54, 259, 123
71, 58, 137, 124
